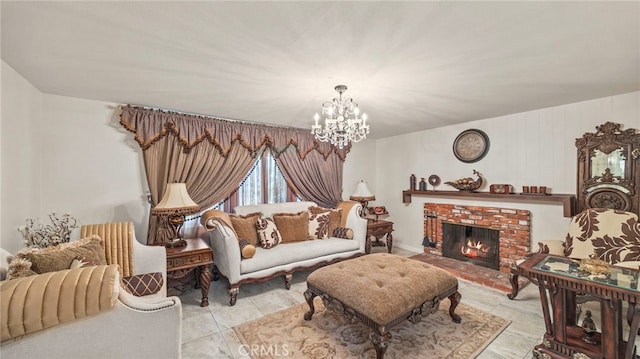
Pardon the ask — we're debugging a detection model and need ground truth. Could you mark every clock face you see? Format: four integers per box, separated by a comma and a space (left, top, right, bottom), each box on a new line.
453, 129, 489, 163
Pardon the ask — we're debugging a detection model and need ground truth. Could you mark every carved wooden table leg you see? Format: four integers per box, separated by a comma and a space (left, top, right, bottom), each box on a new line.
284, 274, 293, 290
386, 233, 393, 253
303, 289, 317, 320
365, 236, 372, 254
507, 272, 520, 300
370, 330, 392, 359
448, 291, 462, 323
199, 264, 212, 307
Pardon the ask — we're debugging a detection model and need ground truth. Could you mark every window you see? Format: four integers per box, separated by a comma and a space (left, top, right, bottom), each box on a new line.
218, 150, 297, 212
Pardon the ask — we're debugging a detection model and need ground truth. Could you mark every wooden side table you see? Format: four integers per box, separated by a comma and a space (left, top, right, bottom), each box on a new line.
366, 219, 394, 254
166, 238, 213, 307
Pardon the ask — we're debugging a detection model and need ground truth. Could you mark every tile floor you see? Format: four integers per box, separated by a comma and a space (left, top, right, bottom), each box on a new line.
175, 248, 630, 358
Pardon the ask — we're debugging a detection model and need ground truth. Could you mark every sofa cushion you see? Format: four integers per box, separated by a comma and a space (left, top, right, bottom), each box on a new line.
256, 217, 282, 249
565, 208, 640, 263
8, 236, 107, 280
230, 212, 261, 246
121, 272, 164, 297
309, 206, 342, 236
240, 238, 360, 274
238, 239, 256, 258
273, 211, 313, 243
309, 212, 330, 239
333, 227, 354, 239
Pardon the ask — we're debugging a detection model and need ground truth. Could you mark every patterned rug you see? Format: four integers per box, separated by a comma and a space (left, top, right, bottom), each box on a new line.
234, 299, 510, 359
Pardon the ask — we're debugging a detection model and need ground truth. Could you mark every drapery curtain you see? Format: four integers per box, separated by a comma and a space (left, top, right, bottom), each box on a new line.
142, 135, 258, 244
119, 105, 349, 245
274, 146, 343, 208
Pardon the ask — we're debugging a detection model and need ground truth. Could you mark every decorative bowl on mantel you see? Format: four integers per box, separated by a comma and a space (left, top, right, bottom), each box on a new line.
445, 170, 484, 192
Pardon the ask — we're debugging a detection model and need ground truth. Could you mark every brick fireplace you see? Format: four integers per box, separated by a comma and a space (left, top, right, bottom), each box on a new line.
424, 203, 531, 273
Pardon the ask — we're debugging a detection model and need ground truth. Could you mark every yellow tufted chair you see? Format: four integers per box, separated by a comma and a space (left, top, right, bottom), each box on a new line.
81, 221, 168, 298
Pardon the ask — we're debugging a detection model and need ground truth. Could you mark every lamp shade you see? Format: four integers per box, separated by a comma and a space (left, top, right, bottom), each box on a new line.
350, 180, 375, 201
152, 183, 200, 215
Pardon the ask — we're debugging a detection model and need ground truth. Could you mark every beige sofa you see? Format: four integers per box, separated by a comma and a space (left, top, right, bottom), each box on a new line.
0, 227, 183, 359
203, 201, 367, 305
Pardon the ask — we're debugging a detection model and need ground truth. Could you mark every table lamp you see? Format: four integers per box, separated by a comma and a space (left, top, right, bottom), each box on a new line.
151, 183, 201, 248
350, 180, 375, 218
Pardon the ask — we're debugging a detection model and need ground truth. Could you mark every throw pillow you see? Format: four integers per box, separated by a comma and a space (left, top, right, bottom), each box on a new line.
256, 217, 282, 249
230, 212, 262, 246
121, 272, 164, 297
8, 235, 107, 279
273, 211, 313, 243
239, 239, 256, 258
333, 227, 354, 239
308, 212, 330, 239
309, 206, 342, 236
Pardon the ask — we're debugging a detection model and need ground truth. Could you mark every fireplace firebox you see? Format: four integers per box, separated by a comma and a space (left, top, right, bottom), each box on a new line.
441, 222, 500, 270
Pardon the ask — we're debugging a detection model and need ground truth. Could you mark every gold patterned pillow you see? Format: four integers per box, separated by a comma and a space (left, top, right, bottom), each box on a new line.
230, 212, 262, 246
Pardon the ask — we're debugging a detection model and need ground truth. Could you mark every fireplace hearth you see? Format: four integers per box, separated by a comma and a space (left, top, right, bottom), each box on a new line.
423, 203, 531, 273
441, 222, 500, 270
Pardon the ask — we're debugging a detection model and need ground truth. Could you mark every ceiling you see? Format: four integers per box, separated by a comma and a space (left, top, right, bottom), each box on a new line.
2, 1, 639, 139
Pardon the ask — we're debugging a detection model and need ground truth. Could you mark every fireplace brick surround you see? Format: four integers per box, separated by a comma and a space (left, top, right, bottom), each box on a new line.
424, 203, 531, 273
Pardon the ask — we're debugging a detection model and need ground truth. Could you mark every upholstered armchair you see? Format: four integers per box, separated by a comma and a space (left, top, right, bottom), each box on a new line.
509, 208, 640, 300
81, 221, 168, 298
0, 221, 182, 359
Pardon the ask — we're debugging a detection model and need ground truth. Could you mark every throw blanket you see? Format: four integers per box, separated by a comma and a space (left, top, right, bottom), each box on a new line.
1, 264, 119, 341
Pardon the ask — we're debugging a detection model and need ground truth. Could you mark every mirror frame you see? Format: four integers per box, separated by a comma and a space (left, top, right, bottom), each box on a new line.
576, 122, 640, 215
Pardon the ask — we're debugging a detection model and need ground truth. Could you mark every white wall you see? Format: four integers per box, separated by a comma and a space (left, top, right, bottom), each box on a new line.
1, 61, 43, 254
378, 91, 640, 253
342, 139, 377, 201
40, 95, 150, 242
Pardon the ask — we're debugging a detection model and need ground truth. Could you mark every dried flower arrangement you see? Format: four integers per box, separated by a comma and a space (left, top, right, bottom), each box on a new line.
17, 213, 79, 248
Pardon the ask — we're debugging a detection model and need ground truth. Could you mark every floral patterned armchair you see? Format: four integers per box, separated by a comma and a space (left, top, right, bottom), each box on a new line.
508, 208, 640, 299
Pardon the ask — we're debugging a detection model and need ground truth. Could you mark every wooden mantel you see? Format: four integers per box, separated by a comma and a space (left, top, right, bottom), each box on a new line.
402, 190, 576, 217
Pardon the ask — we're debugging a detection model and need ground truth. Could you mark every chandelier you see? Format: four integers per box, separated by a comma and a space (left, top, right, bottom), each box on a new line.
311, 85, 369, 149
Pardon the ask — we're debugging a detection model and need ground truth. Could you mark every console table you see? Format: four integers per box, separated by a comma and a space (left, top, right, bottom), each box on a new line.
166, 238, 213, 307
517, 253, 640, 359
366, 219, 393, 254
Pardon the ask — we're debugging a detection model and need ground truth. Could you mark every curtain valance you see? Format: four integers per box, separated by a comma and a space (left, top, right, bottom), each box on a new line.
119, 105, 350, 161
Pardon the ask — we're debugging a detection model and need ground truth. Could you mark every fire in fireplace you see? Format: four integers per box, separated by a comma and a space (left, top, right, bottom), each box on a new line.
441, 222, 500, 270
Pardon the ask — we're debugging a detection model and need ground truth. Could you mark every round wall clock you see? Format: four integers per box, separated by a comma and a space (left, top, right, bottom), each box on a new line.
452, 129, 490, 163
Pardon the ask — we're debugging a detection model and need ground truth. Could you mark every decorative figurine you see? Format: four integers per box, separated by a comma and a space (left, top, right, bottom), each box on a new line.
581, 310, 597, 344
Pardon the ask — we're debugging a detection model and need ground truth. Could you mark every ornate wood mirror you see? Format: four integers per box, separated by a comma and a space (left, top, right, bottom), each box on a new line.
576, 122, 640, 215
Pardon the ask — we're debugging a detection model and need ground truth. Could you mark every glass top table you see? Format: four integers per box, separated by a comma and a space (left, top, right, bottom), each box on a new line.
532, 255, 640, 292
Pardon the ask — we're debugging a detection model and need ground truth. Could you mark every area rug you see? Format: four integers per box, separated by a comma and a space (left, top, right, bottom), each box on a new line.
234, 300, 510, 359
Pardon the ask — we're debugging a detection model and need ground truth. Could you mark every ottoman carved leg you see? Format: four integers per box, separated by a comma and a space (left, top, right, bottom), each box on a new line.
448, 291, 462, 323
370, 330, 392, 359
303, 289, 317, 320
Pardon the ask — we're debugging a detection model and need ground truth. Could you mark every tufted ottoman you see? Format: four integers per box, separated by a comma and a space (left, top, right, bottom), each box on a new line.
304, 253, 461, 359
